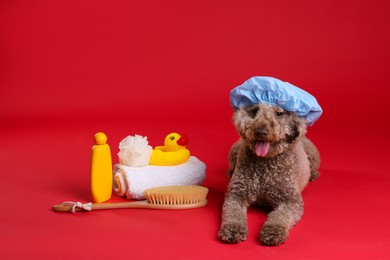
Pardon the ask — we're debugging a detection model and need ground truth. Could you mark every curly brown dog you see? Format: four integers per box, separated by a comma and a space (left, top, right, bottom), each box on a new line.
218, 103, 320, 246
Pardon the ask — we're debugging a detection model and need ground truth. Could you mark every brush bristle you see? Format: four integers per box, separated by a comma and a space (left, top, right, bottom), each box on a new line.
144, 185, 208, 205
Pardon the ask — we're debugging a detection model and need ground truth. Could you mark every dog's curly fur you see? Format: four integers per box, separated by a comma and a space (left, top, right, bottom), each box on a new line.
218, 104, 320, 246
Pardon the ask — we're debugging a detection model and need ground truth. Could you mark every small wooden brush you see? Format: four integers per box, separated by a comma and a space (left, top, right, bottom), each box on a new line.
53, 185, 208, 212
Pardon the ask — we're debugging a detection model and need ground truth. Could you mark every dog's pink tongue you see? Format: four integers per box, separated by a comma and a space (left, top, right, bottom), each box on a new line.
255, 141, 270, 157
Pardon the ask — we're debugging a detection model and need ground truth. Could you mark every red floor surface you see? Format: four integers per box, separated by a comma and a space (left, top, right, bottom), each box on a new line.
1, 1, 390, 259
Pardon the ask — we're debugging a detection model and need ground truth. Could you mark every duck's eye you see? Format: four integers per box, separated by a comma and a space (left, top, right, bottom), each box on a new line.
247, 108, 259, 118
169, 136, 175, 140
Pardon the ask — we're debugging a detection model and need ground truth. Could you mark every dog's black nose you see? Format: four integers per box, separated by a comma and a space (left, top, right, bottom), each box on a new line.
255, 128, 268, 138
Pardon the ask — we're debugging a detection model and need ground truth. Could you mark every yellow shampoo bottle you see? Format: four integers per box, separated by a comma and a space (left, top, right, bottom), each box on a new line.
90, 132, 112, 203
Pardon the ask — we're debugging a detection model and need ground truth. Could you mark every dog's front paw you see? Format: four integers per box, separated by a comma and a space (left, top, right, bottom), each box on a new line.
218, 223, 248, 244
260, 224, 288, 246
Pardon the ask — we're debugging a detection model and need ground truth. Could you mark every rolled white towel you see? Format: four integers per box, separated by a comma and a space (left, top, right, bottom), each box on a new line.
113, 156, 206, 200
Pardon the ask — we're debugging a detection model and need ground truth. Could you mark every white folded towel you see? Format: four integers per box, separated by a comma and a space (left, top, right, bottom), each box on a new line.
113, 156, 206, 200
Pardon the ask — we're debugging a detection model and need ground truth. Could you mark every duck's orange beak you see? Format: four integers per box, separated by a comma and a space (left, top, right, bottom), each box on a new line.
177, 134, 189, 147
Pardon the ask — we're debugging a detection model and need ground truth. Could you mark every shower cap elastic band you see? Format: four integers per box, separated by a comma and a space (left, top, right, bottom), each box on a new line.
230, 76, 323, 125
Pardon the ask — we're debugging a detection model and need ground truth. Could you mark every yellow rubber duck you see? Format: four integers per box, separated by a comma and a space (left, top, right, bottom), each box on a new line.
149, 132, 190, 166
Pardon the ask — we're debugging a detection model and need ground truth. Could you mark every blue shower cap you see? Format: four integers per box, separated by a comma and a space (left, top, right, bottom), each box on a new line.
230, 76, 323, 125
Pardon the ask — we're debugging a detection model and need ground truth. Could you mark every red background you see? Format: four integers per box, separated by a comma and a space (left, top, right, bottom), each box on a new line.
1, 0, 390, 259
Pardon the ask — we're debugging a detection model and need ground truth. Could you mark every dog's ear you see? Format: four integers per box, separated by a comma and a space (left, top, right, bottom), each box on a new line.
232, 108, 250, 132
286, 116, 307, 143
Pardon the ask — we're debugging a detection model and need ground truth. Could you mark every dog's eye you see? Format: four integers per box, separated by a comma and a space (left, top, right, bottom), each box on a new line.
247, 108, 259, 118
276, 111, 284, 117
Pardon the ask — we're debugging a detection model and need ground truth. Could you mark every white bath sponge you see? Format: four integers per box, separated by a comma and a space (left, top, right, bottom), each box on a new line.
118, 135, 152, 167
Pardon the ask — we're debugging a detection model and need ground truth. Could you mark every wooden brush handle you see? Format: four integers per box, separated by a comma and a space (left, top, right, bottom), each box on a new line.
53, 200, 207, 212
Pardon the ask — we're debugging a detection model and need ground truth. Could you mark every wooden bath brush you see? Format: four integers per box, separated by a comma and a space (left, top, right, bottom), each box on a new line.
53, 185, 209, 212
